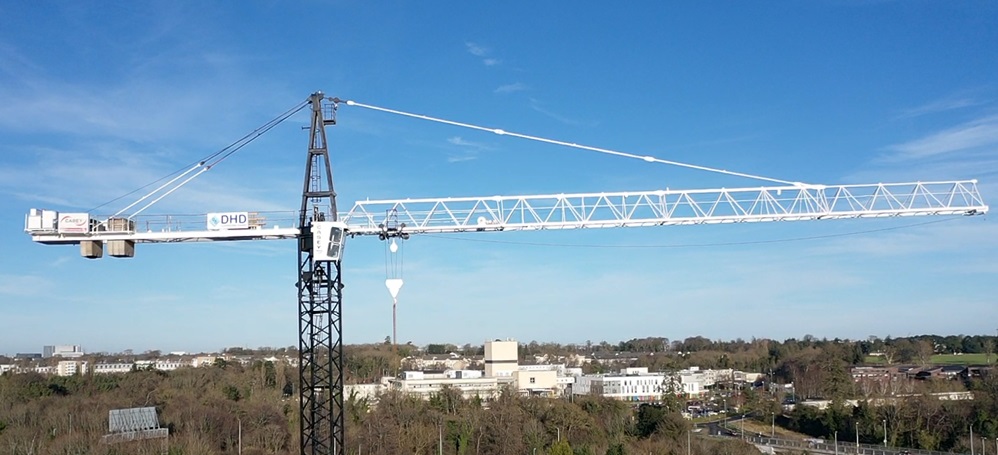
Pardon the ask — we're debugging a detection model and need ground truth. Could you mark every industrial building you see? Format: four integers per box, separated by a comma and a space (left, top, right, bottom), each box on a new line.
43, 345, 84, 358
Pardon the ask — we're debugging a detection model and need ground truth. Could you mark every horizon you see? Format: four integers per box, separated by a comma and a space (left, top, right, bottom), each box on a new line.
5, 331, 997, 357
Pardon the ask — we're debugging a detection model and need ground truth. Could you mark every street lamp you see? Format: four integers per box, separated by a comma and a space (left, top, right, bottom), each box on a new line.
883, 419, 887, 448
855, 421, 859, 454
834, 430, 839, 455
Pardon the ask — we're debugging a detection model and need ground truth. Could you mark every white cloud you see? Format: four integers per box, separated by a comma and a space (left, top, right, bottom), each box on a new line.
495, 82, 527, 94
0, 274, 53, 297
465, 42, 488, 57
446, 154, 478, 163
50, 256, 73, 268
465, 42, 500, 67
895, 96, 986, 119
340, 241, 946, 343
883, 114, 998, 161
447, 136, 490, 150
0, 27, 295, 145
804, 219, 997, 258
1, 141, 297, 217
445, 136, 493, 163
529, 99, 592, 127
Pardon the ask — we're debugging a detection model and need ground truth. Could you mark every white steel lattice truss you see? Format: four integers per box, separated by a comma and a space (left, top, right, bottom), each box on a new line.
24, 181, 988, 244
341, 181, 988, 235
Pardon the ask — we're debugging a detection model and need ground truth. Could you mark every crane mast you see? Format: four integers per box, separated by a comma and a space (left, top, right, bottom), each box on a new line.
18, 92, 991, 455
297, 92, 343, 455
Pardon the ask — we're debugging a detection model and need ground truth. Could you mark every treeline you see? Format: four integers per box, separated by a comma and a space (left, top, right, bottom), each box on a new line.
0, 362, 767, 455
770, 374, 998, 452
345, 387, 759, 455
0, 360, 296, 455
322, 334, 994, 392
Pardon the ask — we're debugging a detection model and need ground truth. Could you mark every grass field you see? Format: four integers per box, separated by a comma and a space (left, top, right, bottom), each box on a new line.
863, 353, 993, 365
931, 353, 992, 364
716, 417, 811, 441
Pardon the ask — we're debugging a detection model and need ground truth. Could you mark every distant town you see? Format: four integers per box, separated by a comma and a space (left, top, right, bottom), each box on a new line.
3, 334, 994, 416
3, 333, 997, 454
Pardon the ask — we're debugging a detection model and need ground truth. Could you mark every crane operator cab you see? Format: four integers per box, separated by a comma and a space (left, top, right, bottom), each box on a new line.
311, 221, 347, 262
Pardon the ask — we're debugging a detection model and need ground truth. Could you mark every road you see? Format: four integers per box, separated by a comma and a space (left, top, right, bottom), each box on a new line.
747, 435, 967, 455
691, 417, 966, 455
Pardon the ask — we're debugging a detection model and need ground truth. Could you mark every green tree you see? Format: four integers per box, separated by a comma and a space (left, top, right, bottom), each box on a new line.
263, 361, 277, 388
426, 344, 448, 354
635, 403, 687, 439
223, 384, 242, 401
549, 439, 573, 455
605, 442, 626, 455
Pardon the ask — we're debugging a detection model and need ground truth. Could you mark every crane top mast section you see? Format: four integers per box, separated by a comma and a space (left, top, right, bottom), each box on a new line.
301, 92, 338, 225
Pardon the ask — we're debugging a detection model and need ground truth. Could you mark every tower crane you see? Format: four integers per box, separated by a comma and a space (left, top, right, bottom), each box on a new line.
22, 92, 989, 455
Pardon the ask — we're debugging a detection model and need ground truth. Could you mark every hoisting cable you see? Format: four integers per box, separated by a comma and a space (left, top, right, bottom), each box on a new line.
342, 100, 806, 187
385, 235, 404, 351
93, 99, 310, 220
386, 238, 404, 373
383, 208, 405, 356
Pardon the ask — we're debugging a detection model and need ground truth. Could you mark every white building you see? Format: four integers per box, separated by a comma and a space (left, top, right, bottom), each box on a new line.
191, 355, 222, 368
484, 339, 518, 378
134, 360, 186, 371
353, 338, 577, 401
694, 367, 731, 387
57, 361, 87, 376
345, 378, 391, 402
93, 363, 134, 374
406, 353, 474, 371
154, 360, 185, 371
574, 367, 669, 402
735, 371, 764, 383
676, 371, 704, 396
388, 370, 500, 400
513, 369, 559, 396
44, 345, 84, 359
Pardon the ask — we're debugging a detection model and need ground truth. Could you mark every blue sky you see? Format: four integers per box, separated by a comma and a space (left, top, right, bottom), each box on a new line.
1, 2, 996, 355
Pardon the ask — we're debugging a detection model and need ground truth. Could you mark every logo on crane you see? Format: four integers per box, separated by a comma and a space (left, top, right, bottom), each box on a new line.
206, 212, 249, 230
57, 213, 91, 234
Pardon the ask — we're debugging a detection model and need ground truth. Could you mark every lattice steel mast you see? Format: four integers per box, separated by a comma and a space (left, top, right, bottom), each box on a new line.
297, 92, 343, 455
